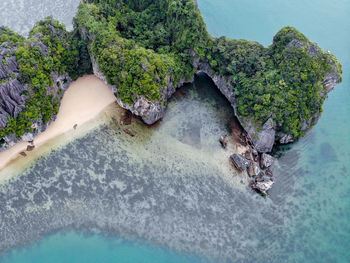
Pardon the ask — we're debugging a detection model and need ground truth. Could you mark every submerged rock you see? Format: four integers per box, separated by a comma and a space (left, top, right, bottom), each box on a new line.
0, 22, 72, 152
230, 154, 250, 171
123, 129, 135, 137
121, 111, 132, 125
90, 55, 189, 125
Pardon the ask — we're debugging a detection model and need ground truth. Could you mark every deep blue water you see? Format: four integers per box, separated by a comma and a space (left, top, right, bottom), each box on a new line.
0, 0, 349, 262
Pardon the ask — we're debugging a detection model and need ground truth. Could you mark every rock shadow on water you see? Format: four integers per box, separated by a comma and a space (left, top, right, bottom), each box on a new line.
165, 72, 239, 150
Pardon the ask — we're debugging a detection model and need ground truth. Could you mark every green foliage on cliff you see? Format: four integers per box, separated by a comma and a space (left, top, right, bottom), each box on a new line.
206, 26, 342, 139
234, 27, 341, 139
0, 17, 91, 138
75, 0, 211, 103
75, 1, 342, 141
0, 0, 343, 144
97, 38, 177, 103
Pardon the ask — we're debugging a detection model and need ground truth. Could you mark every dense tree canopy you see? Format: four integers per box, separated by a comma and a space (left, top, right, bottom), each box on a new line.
76, 0, 341, 140
0, 0, 342, 144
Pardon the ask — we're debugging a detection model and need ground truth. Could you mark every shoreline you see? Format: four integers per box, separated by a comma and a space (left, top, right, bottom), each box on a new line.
0, 75, 117, 178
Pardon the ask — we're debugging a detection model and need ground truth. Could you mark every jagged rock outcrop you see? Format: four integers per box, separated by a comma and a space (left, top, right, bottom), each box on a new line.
0, 25, 72, 152
231, 125, 275, 195
244, 118, 276, 153
0, 41, 28, 129
250, 177, 274, 196
260, 153, 274, 169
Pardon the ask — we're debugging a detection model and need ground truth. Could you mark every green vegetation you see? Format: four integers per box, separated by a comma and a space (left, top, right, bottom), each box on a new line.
203, 27, 342, 139
74, 0, 211, 103
231, 27, 342, 139
0, 0, 342, 143
0, 17, 92, 138
0, 27, 24, 45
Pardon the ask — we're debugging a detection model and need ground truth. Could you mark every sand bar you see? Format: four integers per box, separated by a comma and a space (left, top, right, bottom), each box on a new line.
0, 75, 117, 174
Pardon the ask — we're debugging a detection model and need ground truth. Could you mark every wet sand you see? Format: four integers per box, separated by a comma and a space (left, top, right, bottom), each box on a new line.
0, 75, 117, 176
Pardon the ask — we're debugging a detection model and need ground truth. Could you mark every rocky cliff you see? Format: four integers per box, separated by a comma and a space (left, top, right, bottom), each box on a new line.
0, 23, 72, 151
87, 35, 341, 153
90, 55, 189, 125
0, 1, 343, 158
0, 40, 27, 130
193, 38, 342, 153
74, 1, 342, 155
96, 34, 340, 154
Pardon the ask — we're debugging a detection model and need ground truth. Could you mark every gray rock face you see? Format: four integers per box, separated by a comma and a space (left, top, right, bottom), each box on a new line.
0, 28, 72, 152
244, 118, 276, 153
196, 61, 236, 107
91, 55, 189, 125
0, 40, 28, 129
247, 163, 261, 177
278, 132, 294, 144
251, 178, 274, 195
260, 153, 274, 169
230, 153, 250, 171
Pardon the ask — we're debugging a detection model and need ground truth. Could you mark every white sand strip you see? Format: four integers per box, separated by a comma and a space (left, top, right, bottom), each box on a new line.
0, 75, 116, 173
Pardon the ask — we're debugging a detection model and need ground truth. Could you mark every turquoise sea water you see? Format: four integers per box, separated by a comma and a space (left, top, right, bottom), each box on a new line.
0, 0, 349, 262
0, 232, 203, 263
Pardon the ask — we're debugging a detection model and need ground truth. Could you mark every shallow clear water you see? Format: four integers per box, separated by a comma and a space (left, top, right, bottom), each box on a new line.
0, 0, 349, 262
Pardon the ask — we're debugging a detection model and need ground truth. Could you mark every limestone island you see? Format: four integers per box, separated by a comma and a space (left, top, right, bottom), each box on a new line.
0, 0, 342, 195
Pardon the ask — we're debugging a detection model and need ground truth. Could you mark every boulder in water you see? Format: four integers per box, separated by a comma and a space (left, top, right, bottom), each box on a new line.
230, 154, 250, 171
260, 153, 274, 169
247, 163, 261, 177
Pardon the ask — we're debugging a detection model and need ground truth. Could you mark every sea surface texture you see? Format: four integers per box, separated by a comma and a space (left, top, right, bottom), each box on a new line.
0, 0, 349, 263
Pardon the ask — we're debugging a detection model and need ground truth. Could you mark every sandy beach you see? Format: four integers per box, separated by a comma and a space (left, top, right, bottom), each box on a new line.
0, 75, 117, 176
